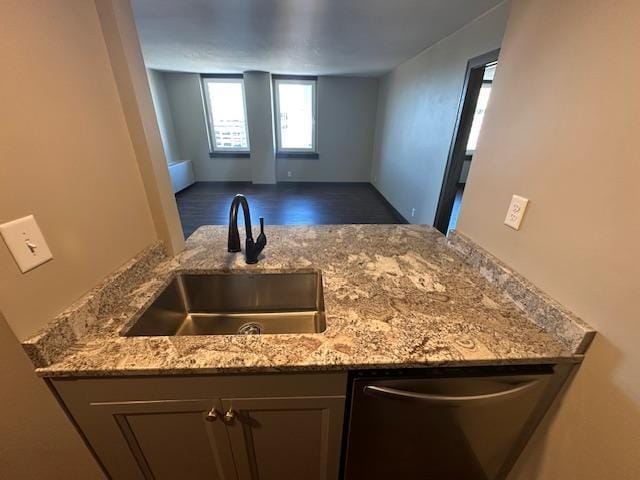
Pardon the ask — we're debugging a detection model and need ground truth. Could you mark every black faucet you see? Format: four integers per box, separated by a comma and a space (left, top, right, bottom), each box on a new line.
228, 194, 267, 264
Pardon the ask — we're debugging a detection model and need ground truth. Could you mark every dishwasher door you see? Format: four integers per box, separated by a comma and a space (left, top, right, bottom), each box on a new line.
343, 366, 555, 480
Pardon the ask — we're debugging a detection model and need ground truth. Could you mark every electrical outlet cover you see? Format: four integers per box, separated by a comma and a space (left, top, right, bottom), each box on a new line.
0, 215, 53, 273
504, 195, 529, 230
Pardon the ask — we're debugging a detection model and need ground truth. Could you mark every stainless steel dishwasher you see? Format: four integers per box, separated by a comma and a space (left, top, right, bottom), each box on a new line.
343, 365, 566, 480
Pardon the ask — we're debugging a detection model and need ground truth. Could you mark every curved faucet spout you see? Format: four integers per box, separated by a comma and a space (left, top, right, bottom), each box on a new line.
227, 194, 267, 264
228, 194, 253, 252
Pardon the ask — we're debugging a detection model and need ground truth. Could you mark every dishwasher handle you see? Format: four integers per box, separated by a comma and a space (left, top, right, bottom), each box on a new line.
363, 379, 540, 406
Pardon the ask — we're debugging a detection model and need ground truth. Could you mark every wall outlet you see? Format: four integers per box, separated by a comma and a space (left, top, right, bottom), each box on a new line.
504, 195, 529, 230
287, 171, 292, 178
411, 208, 416, 218
0, 215, 53, 273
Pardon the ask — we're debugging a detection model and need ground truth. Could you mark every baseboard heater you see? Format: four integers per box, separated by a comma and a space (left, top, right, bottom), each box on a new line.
168, 160, 195, 193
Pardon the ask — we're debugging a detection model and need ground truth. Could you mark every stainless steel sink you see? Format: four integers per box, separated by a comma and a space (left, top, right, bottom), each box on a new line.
124, 271, 326, 336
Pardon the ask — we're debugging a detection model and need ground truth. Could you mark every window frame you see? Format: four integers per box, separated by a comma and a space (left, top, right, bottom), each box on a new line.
272, 75, 318, 158
201, 74, 251, 157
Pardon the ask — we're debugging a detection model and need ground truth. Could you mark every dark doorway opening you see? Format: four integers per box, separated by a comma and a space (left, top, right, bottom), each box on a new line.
434, 49, 500, 234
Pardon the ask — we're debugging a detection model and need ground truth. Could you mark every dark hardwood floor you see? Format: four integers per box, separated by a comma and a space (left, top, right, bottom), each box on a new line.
175, 182, 406, 238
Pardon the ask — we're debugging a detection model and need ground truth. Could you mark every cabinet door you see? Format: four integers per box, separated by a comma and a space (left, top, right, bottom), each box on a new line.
222, 396, 345, 480
78, 399, 236, 480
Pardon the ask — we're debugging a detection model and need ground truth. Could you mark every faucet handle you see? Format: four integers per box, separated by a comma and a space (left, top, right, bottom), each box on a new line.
255, 219, 267, 252
257, 217, 266, 245
245, 218, 266, 264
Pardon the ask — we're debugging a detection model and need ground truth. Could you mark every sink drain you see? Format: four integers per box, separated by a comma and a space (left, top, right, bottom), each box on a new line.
238, 322, 262, 335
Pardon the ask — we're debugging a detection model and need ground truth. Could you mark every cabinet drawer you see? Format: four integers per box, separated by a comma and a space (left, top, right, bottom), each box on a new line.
52, 372, 347, 403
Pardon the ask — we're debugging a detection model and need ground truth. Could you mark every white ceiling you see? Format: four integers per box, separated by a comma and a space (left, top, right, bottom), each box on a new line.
132, 0, 504, 76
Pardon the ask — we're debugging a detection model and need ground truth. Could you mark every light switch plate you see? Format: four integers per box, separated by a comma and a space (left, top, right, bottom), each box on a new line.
0, 215, 53, 273
504, 195, 529, 230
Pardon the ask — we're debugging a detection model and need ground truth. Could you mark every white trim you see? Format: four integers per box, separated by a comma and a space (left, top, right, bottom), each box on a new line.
201, 77, 251, 154
273, 78, 317, 154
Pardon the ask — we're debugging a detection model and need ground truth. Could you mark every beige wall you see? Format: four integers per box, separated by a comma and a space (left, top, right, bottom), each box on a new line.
371, 2, 510, 224
457, 0, 640, 478
96, 0, 185, 255
0, 311, 103, 479
0, 0, 158, 341
0, 0, 167, 476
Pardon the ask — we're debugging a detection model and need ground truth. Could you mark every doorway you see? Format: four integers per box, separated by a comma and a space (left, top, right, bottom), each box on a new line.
434, 49, 500, 234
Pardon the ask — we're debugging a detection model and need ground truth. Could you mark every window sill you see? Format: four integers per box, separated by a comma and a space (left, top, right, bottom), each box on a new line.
276, 152, 319, 159
209, 152, 250, 158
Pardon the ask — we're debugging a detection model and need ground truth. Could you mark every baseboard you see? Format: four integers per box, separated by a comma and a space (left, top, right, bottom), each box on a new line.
369, 185, 409, 224
188, 181, 373, 186
276, 181, 371, 186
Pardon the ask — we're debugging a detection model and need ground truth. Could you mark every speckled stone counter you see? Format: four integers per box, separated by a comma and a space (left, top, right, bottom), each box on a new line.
23, 225, 594, 377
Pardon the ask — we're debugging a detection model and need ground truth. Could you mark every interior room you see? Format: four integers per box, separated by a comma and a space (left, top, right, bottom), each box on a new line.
138, 0, 511, 236
1, 1, 638, 479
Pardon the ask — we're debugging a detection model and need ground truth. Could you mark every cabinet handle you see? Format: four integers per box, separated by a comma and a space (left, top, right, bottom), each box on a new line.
205, 407, 219, 422
223, 408, 235, 424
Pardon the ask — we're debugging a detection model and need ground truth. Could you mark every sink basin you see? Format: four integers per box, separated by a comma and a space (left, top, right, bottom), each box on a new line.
124, 271, 326, 336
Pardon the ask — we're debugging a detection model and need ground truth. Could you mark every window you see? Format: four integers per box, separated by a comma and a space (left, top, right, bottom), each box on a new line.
465, 63, 496, 154
201, 76, 250, 155
273, 77, 317, 156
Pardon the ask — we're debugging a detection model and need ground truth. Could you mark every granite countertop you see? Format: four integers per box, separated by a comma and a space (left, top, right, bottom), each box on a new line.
25, 225, 594, 377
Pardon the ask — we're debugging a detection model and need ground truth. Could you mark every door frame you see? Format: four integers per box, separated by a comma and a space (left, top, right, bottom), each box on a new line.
433, 48, 500, 234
